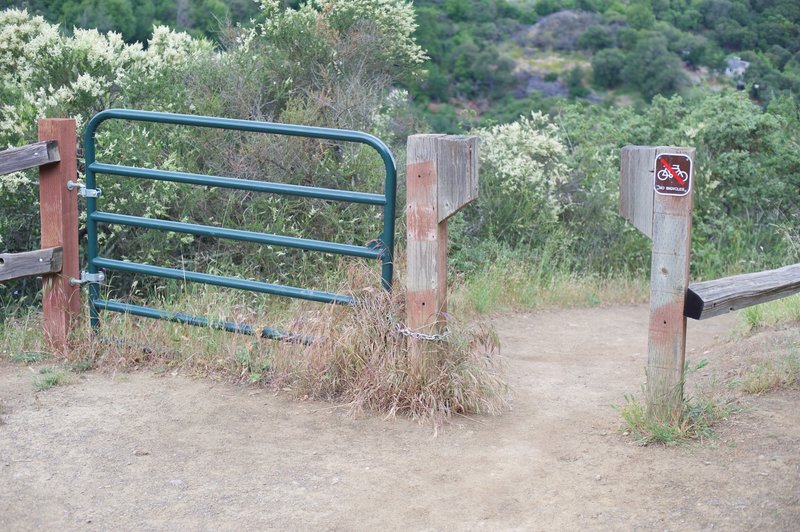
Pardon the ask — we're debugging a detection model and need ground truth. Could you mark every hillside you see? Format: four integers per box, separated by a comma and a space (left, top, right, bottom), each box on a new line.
408, 0, 800, 130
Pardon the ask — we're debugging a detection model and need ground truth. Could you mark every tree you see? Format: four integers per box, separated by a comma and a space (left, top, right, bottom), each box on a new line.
578, 25, 612, 51
627, 3, 655, 30
567, 66, 589, 98
592, 48, 626, 88
621, 35, 686, 100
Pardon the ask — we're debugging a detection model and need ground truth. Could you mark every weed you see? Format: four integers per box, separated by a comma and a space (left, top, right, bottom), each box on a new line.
739, 294, 800, 332
735, 351, 800, 395
47, 263, 506, 427
11, 351, 48, 364
33, 367, 68, 391
742, 305, 764, 330
617, 360, 735, 445
450, 247, 647, 316
1, 311, 45, 361
617, 392, 734, 445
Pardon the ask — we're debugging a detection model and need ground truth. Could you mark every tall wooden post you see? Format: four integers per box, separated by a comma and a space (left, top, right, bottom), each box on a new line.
620, 146, 695, 422
406, 134, 478, 337
38, 118, 80, 353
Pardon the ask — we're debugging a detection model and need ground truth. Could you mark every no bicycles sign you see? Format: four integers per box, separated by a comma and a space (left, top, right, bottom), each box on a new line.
654, 153, 692, 196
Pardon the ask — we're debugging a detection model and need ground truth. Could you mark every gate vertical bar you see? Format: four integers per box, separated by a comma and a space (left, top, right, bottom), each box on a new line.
84, 117, 100, 328
380, 161, 397, 291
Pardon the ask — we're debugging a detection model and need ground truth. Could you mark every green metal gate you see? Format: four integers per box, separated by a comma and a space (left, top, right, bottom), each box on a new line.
82, 109, 396, 340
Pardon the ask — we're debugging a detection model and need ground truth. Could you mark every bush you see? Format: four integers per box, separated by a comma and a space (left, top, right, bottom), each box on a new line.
592, 48, 626, 88
466, 112, 569, 247
621, 35, 686, 100
578, 24, 612, 51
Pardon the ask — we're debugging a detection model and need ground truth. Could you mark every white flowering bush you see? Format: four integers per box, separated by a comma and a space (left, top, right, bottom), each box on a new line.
473, 112, 569, 243
259, 0, 426, 68
0, 9, 211, 252
0, 9, 210, 148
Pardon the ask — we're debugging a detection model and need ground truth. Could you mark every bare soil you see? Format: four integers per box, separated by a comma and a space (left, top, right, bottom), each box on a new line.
1, 305, 798, 531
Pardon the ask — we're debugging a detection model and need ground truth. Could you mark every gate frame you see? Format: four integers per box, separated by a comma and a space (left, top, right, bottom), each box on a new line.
84, 109, 397, 339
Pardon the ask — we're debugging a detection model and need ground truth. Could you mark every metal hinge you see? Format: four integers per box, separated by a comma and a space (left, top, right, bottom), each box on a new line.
67, 180, 101, 198
70, 271, 105, 286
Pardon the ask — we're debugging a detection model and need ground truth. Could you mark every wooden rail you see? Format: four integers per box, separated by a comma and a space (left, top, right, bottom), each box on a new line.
684, 264, 800, 320
0, 247, 63, 282
0, 140, 60, 175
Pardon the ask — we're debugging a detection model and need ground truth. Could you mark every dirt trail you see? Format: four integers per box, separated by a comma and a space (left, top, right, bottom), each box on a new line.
1, 305, 798, 531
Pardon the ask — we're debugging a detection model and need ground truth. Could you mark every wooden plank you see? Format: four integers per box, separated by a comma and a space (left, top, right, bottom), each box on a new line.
685, 263, 800, 320
619, 145, 656, 239
645, 146, 695, 422
0, 247, 63, 282
0, 140, 60, 176
436, 135, 479, 223
38, 119, 80, 354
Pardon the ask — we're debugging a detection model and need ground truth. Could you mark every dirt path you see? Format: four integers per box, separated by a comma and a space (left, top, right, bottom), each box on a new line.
1, 305, 798, 530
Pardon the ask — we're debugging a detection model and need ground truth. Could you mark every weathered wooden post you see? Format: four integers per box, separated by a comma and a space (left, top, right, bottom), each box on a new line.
38, 118, 80, 353
620, 146, 695, 422
406, 134, 478, 338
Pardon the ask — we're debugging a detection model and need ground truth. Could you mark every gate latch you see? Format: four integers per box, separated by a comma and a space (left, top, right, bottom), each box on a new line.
67, 180, 101, 198
70, 271, 105, 286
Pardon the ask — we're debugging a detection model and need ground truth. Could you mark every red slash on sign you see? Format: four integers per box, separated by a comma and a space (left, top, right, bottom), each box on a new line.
658, 158, 686, 185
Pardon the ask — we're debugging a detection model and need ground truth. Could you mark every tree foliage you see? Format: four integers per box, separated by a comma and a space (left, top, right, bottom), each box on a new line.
0, 0, 259, 42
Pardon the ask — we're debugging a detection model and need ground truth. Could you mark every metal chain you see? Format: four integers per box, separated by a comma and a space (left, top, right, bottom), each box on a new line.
386, 314, 451, 342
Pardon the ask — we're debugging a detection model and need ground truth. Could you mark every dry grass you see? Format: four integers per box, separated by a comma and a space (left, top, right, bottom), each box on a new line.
268, 276, 507, 424
2, 265, 507, 426
450, 265, 648, 317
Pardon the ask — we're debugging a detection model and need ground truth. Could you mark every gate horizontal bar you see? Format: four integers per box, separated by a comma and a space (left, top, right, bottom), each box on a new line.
93, 299, 310, 343
86, 109, 396, 172
90, 211, 381, 259
89, 162, 387, 205
92, 257, 354, 305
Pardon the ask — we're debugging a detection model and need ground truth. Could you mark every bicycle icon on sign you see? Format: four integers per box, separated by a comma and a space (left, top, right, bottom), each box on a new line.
657, 164, 688, 182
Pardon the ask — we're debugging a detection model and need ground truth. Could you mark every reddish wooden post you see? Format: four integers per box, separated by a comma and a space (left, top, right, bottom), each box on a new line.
38, 118, 80, 353
620, 146, 695, 422
406, 135, 479, 337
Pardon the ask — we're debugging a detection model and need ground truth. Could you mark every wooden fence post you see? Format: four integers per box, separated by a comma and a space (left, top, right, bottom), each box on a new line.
406, 134, 479, 337
620, 146, 695, 422
38, 118, 80, 353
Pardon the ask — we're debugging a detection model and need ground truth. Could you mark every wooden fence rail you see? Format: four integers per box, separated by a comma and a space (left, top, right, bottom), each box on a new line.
0, 140, 60, 175
0, 247, 63, 283
685, 263, 800, 320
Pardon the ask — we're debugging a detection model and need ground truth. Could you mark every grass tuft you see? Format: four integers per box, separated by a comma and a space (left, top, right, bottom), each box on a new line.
739, 294, 800, 332
733, 351, 800, 395
33, 367, 68, 391
39, 263, 508, 427
11, 351, 49, 364
617, 392, 734, 445
451, 261, 647, 316
268, 269, 508, 425
617, 360, 736, 445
